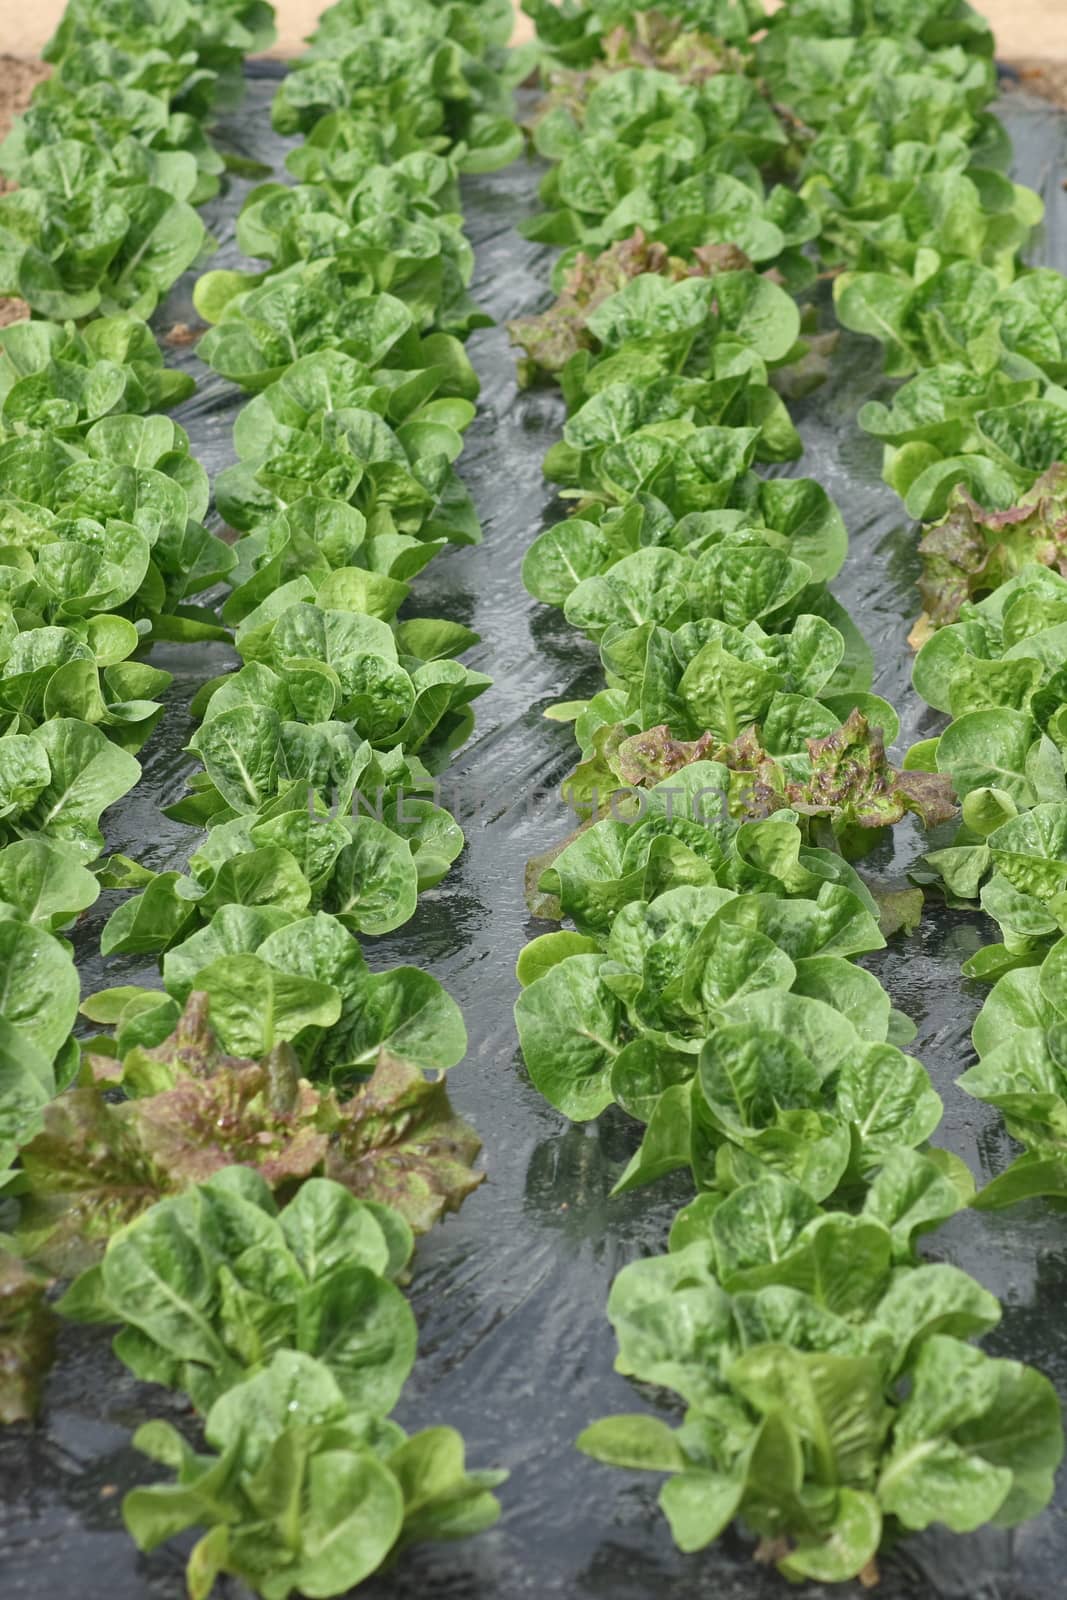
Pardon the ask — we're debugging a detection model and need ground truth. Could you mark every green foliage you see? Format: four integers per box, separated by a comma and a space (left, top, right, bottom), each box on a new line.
20, 990, 480, 1272
60, 1169, 419, 1414
0, 4, 510, 1592
581, 1172, 1061, 1581
0, 316, 195, 436
515, 0, 1065, 1580
13, 0, 1067, 1589
124, 1350, 504, 1600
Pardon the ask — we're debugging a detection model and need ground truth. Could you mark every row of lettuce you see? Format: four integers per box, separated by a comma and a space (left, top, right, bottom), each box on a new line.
510, 0, 1065, 1583
0, 1, 530, 1596
756, 9, 1067, 1201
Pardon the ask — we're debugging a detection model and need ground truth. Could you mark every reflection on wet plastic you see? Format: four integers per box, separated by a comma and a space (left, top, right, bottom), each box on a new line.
3, 72, 1067, 1600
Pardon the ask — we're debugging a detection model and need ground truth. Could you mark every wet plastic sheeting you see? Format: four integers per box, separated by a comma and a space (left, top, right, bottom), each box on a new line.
4, 67, 1067, 1600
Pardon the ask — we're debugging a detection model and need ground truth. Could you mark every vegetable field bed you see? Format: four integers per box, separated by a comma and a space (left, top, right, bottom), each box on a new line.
2, 52, 1067, 1600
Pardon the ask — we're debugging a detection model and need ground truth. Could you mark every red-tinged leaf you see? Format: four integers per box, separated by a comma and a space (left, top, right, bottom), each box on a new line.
790, 710, 957, 830
919, 464, 1067, 626
508, 227, 751, 380
0, 1250, 55, 1423
17, 995, 484, 1270
569, 713, 956, 834
18, 1091, 175, 1272
527, 14, 746, 146
133, 1055, 332, 1189
613, 726, 717, 785
17, 1068, 330, 1275
600, 17, 742, 82
326, 1052, 484, 1234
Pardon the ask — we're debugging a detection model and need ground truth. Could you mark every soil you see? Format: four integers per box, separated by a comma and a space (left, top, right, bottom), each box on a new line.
1009, 60, 1067, 109
0, 54, 48, 154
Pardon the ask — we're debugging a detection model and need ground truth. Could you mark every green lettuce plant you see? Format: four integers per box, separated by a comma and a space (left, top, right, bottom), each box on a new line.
580, 1171, 1061, 1583
0, 315, 195, 437
60, 1168, 420, 1413
124, 1349, 504, 1600
195, 259, 481, 395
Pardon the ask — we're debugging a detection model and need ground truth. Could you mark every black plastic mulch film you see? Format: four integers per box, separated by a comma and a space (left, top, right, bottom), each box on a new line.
3, 60, 1067, 1600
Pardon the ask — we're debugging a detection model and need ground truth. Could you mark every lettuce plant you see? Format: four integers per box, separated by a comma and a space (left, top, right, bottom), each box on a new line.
226, 153, 492, 335
19, 987, 480, 1272
195, 259, 480, 395
916, 465, 1067, 626
0, 83, 227, 206
958, 943, 1067, 1203
515, 767, 946, 1202
85, 900, 468, 1067
42, 0, 278, 92
509, 226, 755, 383
522, 0, 766, 74
98, 793, 464, 955
0, 316, 195, 437
580, 1172, 1062, 1583
760, 0, 994, 54
271, 0, 523, 167
522, 68, 792, 257
60, 1168, 420, 1413
216, 401, 482, 543
906, 565, 1067, 944
517, 855, 940, 1201
0, 139, 212, 322
0, 413, 231, 638
124, 1350, 504, 1600
563, 709, 953, 838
